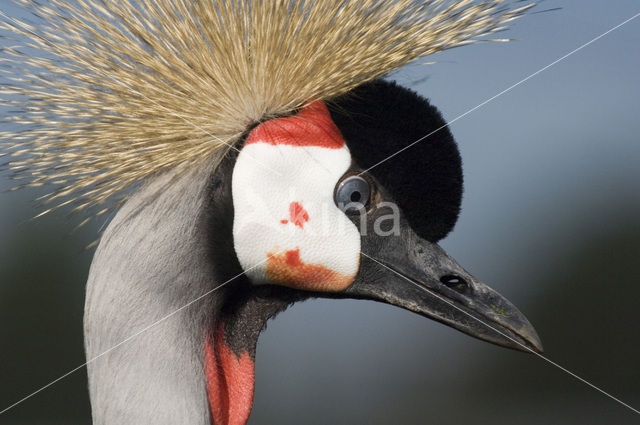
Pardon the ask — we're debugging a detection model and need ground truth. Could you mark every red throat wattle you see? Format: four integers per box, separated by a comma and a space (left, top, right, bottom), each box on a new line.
204, 324, 255, 425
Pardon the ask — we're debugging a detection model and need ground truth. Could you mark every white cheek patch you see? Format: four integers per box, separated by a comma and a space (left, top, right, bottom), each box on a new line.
231, 101, 361, 292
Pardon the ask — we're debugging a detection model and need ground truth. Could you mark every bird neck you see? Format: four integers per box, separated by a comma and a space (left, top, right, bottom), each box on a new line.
84, 147, 306, 425
85, 162, 222, 425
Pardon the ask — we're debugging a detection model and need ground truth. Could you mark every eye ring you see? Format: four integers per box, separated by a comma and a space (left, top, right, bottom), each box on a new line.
335, 175, 371, 213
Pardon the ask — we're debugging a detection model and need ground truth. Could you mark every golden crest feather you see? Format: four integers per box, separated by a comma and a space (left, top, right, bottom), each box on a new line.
0, 0, 532, 216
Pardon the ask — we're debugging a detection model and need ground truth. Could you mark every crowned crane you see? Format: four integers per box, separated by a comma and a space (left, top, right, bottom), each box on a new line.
1, 1, 540, 424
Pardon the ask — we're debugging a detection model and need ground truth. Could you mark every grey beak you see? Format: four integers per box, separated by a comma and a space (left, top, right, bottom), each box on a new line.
345, 226, 543, 354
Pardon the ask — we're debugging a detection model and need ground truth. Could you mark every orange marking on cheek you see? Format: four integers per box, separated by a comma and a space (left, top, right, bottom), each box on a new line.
266, 248, 354, 292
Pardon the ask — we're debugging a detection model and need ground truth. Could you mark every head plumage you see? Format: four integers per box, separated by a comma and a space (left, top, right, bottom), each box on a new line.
0, 0, 531, 217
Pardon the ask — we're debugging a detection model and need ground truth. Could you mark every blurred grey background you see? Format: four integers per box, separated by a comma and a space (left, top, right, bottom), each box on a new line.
1, 1, 639, 424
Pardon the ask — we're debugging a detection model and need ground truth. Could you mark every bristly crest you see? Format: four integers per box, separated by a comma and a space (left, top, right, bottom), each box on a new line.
0, 0, 532, 218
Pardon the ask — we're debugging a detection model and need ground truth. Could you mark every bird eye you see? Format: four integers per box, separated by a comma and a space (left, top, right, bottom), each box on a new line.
335, 175, 371, 213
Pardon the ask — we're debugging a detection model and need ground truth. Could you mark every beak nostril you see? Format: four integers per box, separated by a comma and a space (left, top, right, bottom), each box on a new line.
440, 274, 469, 293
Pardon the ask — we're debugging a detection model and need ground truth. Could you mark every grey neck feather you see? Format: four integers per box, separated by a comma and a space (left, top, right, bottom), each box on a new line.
85, 161, 222, 425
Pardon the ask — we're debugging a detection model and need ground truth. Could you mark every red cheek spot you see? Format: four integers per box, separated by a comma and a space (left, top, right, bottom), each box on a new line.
289, 202, 309, 228
266, 248, 354, 292
280, 220, 288, 224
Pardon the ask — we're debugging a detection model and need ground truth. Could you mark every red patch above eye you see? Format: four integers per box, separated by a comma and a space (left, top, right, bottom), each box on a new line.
244, 101, 345, 149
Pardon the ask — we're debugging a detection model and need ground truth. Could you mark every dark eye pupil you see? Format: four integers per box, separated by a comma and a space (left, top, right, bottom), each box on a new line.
335, 175, 371, 212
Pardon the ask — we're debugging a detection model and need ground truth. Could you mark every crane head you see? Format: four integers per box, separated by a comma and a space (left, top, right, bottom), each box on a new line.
2, 2, 540, 423
230, 80, 542, 354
